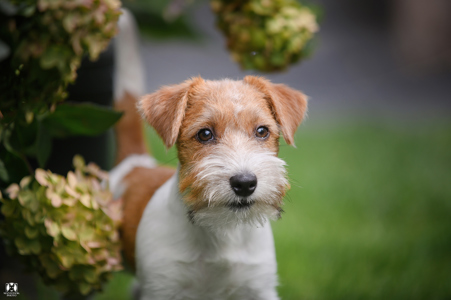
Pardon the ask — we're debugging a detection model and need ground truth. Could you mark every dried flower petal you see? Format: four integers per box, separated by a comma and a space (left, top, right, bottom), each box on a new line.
67, 171, 78, 189
35, 169, 49, 186
65, 185, 79, 198
20, 176, 32, 188
73, 155, 85, 170
44, 219, 60, 237
6, 183, 20, 199
51, 193, 62, 208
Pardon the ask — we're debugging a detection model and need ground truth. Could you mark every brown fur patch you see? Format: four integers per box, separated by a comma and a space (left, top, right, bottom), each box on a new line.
243, 76, 308, 146
139, 77, 205, 148
114, 92, 148, 164
120, 166, 175, 269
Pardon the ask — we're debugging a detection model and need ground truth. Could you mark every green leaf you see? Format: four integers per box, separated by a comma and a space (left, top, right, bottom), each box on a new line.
18, 190, 34, 206
14, 236, 27, 250
3, 119, 39, 157
83, 268, 97, 283
25, 226, 40, 239
2, 126, 20, 155
36, 123, 52, 168
0, 158, 9, 182
40, 46, 69, 72
45, 261, 61, 279
0, 149, 29, 189
61, 226, 77, 241
58, 252, 74, 269
29, 238, 41, 254
42, 103, 123, 138
79, 282, 91, 295
22, 209, 36, 225
44, 219, 60, 237
1, 200, 16, 217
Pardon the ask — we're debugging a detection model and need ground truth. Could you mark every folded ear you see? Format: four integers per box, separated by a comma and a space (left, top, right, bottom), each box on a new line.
139, 77, 204, 148
244, 76, 308, 146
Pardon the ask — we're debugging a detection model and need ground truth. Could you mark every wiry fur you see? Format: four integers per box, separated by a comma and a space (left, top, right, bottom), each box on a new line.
184, 132, 289, 229
113, 75, 307, 300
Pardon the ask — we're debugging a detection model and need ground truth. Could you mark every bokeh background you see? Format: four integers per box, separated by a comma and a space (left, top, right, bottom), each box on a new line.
6, 0, 451, 299
114, 0, 451, 299
141, 0, 451, 298
136, 1, 451, 299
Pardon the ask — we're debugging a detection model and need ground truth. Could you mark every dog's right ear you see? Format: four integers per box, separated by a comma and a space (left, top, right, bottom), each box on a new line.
139, 77, 204, 148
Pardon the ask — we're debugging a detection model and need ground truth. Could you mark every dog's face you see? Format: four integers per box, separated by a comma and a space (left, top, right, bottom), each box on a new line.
140, 76, 307, 229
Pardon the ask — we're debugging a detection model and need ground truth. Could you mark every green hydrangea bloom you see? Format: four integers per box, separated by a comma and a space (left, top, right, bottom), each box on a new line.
0, 0, 121, 128
0, 155, 122, 296
211, 0, 319, 72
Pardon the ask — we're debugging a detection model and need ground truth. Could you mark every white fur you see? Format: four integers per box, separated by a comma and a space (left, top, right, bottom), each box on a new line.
136, 172, 280, 300
189, 132, 288, 229
114, 8, 145, 101
109, 154, 157, 199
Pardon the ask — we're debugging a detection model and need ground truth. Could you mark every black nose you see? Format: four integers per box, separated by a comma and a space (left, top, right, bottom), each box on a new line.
230, 173, 257, 197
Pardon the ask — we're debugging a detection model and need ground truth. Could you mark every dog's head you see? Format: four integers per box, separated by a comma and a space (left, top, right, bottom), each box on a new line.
140, 76, 307, 229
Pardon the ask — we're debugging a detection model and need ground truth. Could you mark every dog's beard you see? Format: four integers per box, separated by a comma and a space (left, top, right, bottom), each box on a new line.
189, 204, 283, 230
180, 136, 289, 230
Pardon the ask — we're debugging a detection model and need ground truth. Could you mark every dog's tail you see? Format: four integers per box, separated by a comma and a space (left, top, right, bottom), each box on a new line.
114, 92, 147, 164
110, 9, 158, 201
109, 10, 162, 270
113, 8, 147, 165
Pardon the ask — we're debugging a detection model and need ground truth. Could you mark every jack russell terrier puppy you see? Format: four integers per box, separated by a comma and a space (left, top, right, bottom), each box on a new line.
111, 11, 306, 299
110, 75, 307, 300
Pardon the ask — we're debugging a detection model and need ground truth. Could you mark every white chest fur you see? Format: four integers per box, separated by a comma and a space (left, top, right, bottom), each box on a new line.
136, 174, 280, 300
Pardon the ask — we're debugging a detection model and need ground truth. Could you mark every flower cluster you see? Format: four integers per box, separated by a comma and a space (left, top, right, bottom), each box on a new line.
211, 0, 319, 72
0, 0, 121, 126
0, 156, 122, 296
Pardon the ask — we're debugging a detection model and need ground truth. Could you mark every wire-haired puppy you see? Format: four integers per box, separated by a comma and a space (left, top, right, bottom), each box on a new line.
111, 76, 307, 300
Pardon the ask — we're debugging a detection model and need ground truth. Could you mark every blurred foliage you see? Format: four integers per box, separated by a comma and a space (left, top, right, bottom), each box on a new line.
0, 0, 120, 125
121, 0, 201, 39
0, 156, 122, 297
0, 2, 123, 295
0, 102, 122, 189
211, 0, 319, 71
0, 0, 122, 189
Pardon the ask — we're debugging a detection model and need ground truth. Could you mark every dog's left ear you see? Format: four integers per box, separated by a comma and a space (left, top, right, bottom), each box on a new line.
244, 76, 308, 146
139, 77, 204, 148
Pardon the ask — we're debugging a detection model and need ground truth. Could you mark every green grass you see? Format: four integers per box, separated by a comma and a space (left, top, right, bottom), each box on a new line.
35, 120, 451, 300
272, 121, 451, 300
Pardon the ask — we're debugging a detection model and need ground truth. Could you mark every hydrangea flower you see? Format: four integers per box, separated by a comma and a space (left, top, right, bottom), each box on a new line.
211, 0, 319, 71
0, 155, 122, 296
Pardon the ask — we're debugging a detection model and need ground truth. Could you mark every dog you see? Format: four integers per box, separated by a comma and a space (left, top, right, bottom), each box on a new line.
110, 75, 307, 300
112, 11, 308, 300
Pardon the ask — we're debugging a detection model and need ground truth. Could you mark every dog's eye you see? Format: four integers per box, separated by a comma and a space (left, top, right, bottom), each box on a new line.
255, 126, 269, 139
197, 128, 214, 142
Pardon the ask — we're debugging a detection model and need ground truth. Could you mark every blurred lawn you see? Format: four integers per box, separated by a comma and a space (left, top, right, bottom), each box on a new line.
93, 120, 451, 300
